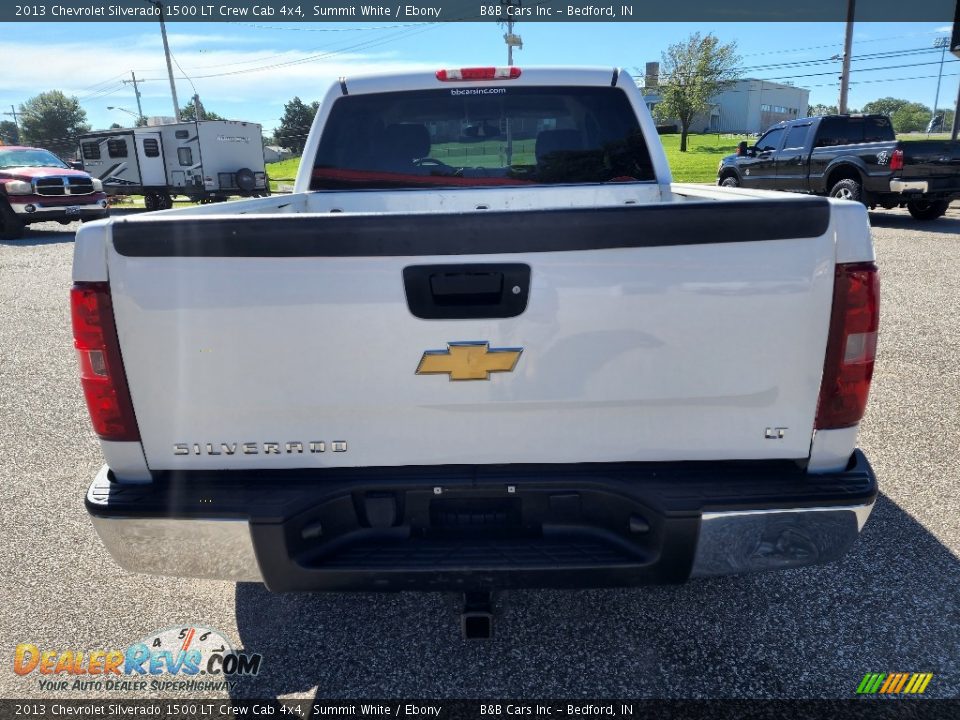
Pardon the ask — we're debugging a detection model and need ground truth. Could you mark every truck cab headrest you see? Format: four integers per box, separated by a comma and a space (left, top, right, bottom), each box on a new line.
535, 129, 585, 163
381, 123, 431, 166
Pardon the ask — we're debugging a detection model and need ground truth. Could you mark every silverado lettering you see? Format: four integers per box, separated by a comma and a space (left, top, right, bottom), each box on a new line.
172, 441, 338, 456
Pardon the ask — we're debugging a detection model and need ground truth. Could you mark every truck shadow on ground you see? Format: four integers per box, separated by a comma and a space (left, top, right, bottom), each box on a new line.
230, 494, 959, 699
867, 212, 960, 235
0, 229, 78, 247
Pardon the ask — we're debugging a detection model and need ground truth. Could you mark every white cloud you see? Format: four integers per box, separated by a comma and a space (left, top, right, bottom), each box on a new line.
0, 37, 441, 131
125, 32, 248, 49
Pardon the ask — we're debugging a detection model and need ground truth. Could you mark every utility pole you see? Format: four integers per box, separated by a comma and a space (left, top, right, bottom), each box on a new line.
192, 93, 205, 122
499, 0, 522, 164
122, 71, 145, 126
3, 105, 21, 140
145, 0, 180, 122
952, 80, 960, 140
929, 37, 950, 134
951, 0, 960, 139
838, 0, 855, 113
501, 1, 522, 66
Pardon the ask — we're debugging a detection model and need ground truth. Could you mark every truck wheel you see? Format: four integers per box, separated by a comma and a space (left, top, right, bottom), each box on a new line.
829, 178, 863, 203
157, 193, 173, 210
720, 176, 739, 188
144, 193, 159, 212
0, 201, 25, 240
906, 199, 950, 221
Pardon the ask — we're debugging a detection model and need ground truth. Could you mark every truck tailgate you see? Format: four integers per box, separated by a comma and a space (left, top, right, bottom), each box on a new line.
105, 199, 837, 471
901, 141, 960, 178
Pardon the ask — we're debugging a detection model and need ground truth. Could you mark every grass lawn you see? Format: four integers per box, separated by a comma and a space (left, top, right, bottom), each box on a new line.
266, 157, 301, 190
263, 133, 752, 191
898, 133, 952, 141
430, 139, 537, 167
656, 133, 751, 184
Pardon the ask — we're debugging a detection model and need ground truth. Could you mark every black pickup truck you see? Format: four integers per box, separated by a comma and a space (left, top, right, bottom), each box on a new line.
717, 114, 960, 220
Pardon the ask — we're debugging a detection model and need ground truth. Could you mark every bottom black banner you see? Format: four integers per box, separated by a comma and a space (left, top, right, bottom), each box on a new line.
0, 700, 958, 720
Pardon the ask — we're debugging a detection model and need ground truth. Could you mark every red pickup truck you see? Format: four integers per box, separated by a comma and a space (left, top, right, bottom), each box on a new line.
0, 145, 109, 239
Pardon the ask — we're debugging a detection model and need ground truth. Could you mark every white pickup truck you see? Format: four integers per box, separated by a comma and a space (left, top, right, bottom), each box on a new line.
73, 67, 879, 593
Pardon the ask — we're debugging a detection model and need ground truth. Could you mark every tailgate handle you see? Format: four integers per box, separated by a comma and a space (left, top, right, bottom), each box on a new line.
403, 264, 531, 319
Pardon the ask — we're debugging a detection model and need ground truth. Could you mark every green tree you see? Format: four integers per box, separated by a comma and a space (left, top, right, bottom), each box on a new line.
808, 103, 839, 117
274, 97, 319, 155
861, 97, 909, 117
653, 33, 740, 152
0, 120, 19, 144
179, 103, 225, 122
18, 90, 90, 156
891, 102, 932, 133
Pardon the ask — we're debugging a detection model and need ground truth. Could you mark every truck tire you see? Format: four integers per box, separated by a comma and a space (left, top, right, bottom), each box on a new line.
144, 193, 159, 212
829, 178, 863, 203
906, 198, 950, 221
720, 176, 739, 188
0, 200, 25, 240
158, 193, 173, 210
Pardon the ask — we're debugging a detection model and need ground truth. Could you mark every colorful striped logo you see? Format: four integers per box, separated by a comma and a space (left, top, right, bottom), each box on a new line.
856, 673, 934, 695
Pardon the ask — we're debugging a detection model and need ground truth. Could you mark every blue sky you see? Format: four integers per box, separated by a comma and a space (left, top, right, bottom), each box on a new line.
1, 21, 956, 136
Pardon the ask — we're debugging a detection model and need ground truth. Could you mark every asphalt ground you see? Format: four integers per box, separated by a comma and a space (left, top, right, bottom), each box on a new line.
0, 207, 958, 701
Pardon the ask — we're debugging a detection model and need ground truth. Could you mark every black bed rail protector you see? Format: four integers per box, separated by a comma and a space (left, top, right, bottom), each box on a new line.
110, 198, 832, 258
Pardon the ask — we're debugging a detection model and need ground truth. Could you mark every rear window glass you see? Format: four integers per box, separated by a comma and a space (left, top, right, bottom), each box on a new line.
815, 116, 895, 147
310, 86, 656, 190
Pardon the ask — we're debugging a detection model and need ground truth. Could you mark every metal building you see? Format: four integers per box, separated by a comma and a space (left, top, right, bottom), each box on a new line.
641, 64, 810, 135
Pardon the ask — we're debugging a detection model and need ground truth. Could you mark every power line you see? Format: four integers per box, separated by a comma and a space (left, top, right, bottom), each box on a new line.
738, 30, 946, 58
228, 21, 429, 32
136, 24, 437, 82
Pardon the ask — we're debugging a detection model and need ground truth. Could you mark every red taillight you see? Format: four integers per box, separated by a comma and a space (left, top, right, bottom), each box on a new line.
436, 67, 522, 81
815, 263, 880, 430
889, 148, 903, 172
70, 282, 140, 442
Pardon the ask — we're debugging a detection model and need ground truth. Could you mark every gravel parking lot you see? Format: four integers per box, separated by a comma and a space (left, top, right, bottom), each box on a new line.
1, 209, 958, 701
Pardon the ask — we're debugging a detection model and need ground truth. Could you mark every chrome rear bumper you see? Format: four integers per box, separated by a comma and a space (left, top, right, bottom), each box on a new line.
86, 452, 877, 589
691, 503, 873, 577
889, 179, 929, 193
87, 465, 262, 581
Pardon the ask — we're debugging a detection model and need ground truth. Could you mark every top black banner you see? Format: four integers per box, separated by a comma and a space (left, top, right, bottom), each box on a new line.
2, 0, 958, 22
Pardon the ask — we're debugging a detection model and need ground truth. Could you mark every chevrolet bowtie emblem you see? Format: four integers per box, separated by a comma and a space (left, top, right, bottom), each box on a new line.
416, 342, 523, 381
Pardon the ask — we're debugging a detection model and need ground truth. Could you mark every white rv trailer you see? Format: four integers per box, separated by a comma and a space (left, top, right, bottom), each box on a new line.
78, 120, 268, 209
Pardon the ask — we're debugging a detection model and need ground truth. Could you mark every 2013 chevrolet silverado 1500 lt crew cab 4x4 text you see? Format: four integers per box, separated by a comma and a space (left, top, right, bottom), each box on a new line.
717, 113, 960, 220
74, 67, 879, 592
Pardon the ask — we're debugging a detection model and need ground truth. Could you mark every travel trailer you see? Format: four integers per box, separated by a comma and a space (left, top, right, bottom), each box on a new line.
78, 120, 268, 209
